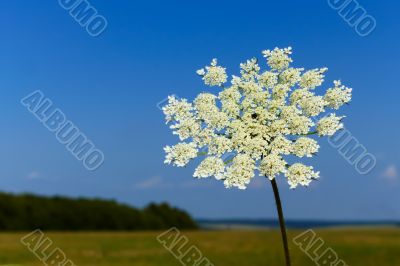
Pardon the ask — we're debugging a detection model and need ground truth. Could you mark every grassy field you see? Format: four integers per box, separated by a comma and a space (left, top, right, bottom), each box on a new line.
0, 228, 399, 266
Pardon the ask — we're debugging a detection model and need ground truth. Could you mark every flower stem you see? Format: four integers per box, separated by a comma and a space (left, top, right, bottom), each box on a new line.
270, 178, 291, 266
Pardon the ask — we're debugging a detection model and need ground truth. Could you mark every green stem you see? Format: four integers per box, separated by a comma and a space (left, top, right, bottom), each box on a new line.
301, 131, 318, 136
270, 178, 291, 266
224, 158, 234, 165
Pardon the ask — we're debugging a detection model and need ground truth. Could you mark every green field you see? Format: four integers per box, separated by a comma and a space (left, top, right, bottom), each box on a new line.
0, 228, 399, 266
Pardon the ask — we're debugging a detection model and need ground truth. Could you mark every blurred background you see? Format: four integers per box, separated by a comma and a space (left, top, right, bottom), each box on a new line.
0, 0, 399, 265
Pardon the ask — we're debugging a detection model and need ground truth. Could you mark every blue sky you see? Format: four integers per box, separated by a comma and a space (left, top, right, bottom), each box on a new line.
0, 0, 399, 220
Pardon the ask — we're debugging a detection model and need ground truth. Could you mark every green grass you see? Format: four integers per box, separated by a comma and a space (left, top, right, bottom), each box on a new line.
0, 228, 399, 265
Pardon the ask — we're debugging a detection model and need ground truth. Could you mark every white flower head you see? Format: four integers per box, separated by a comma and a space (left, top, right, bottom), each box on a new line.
259, 154, 287, 180
292, 137, 320, 157
279, 68, 303, 87
298, 95, 327, 117
286, 163, 320, 189
162, 96, 193, 123
208, 136, 232, 155
240, 58, 260, 81
259, 71, 278, 89
299, 68, 328, 89
324, 80, 352, 109
224, 154, 255, 189
194, 156, 225, 179
262, 47, 293, 71
170, 118, 201, 141
269, 135, 292, 155
317, 114, 345, 136
163, 47, 352, 189
198, 58, 227, 87
164, 143, 198, 167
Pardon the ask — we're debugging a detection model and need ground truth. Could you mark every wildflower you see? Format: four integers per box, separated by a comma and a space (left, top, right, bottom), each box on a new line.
164, 143, 198, 167
299, 68, 328, 89
224, 154, 255, 189
162, 49, 352, 265
259, 154, 287, 179
163, 47, 351, 189
197, 58, 227, 86
324, 80, 352, 109
259, 71, 278, 88
194, 156, 225, 179
262, 47, 293, 70
286, 163, 320, 189
162, 96, 193, 123
317, 114, 344, 136
292, 137, 320, 157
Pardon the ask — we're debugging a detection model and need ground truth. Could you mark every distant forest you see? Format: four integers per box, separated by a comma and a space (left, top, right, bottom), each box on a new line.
0, 192, 197, 231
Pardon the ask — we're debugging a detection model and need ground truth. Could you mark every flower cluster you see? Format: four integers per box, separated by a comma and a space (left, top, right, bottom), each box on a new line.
162, 47, 352, 189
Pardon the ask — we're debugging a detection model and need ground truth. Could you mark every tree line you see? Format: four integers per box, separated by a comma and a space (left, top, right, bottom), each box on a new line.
0, 192, 198, 231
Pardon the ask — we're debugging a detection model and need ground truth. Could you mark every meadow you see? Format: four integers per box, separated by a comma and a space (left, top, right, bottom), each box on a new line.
0, 228, 399, 266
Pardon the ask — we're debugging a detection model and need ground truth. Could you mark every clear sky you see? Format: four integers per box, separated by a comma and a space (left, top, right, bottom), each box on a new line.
1, 0, 399, 220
